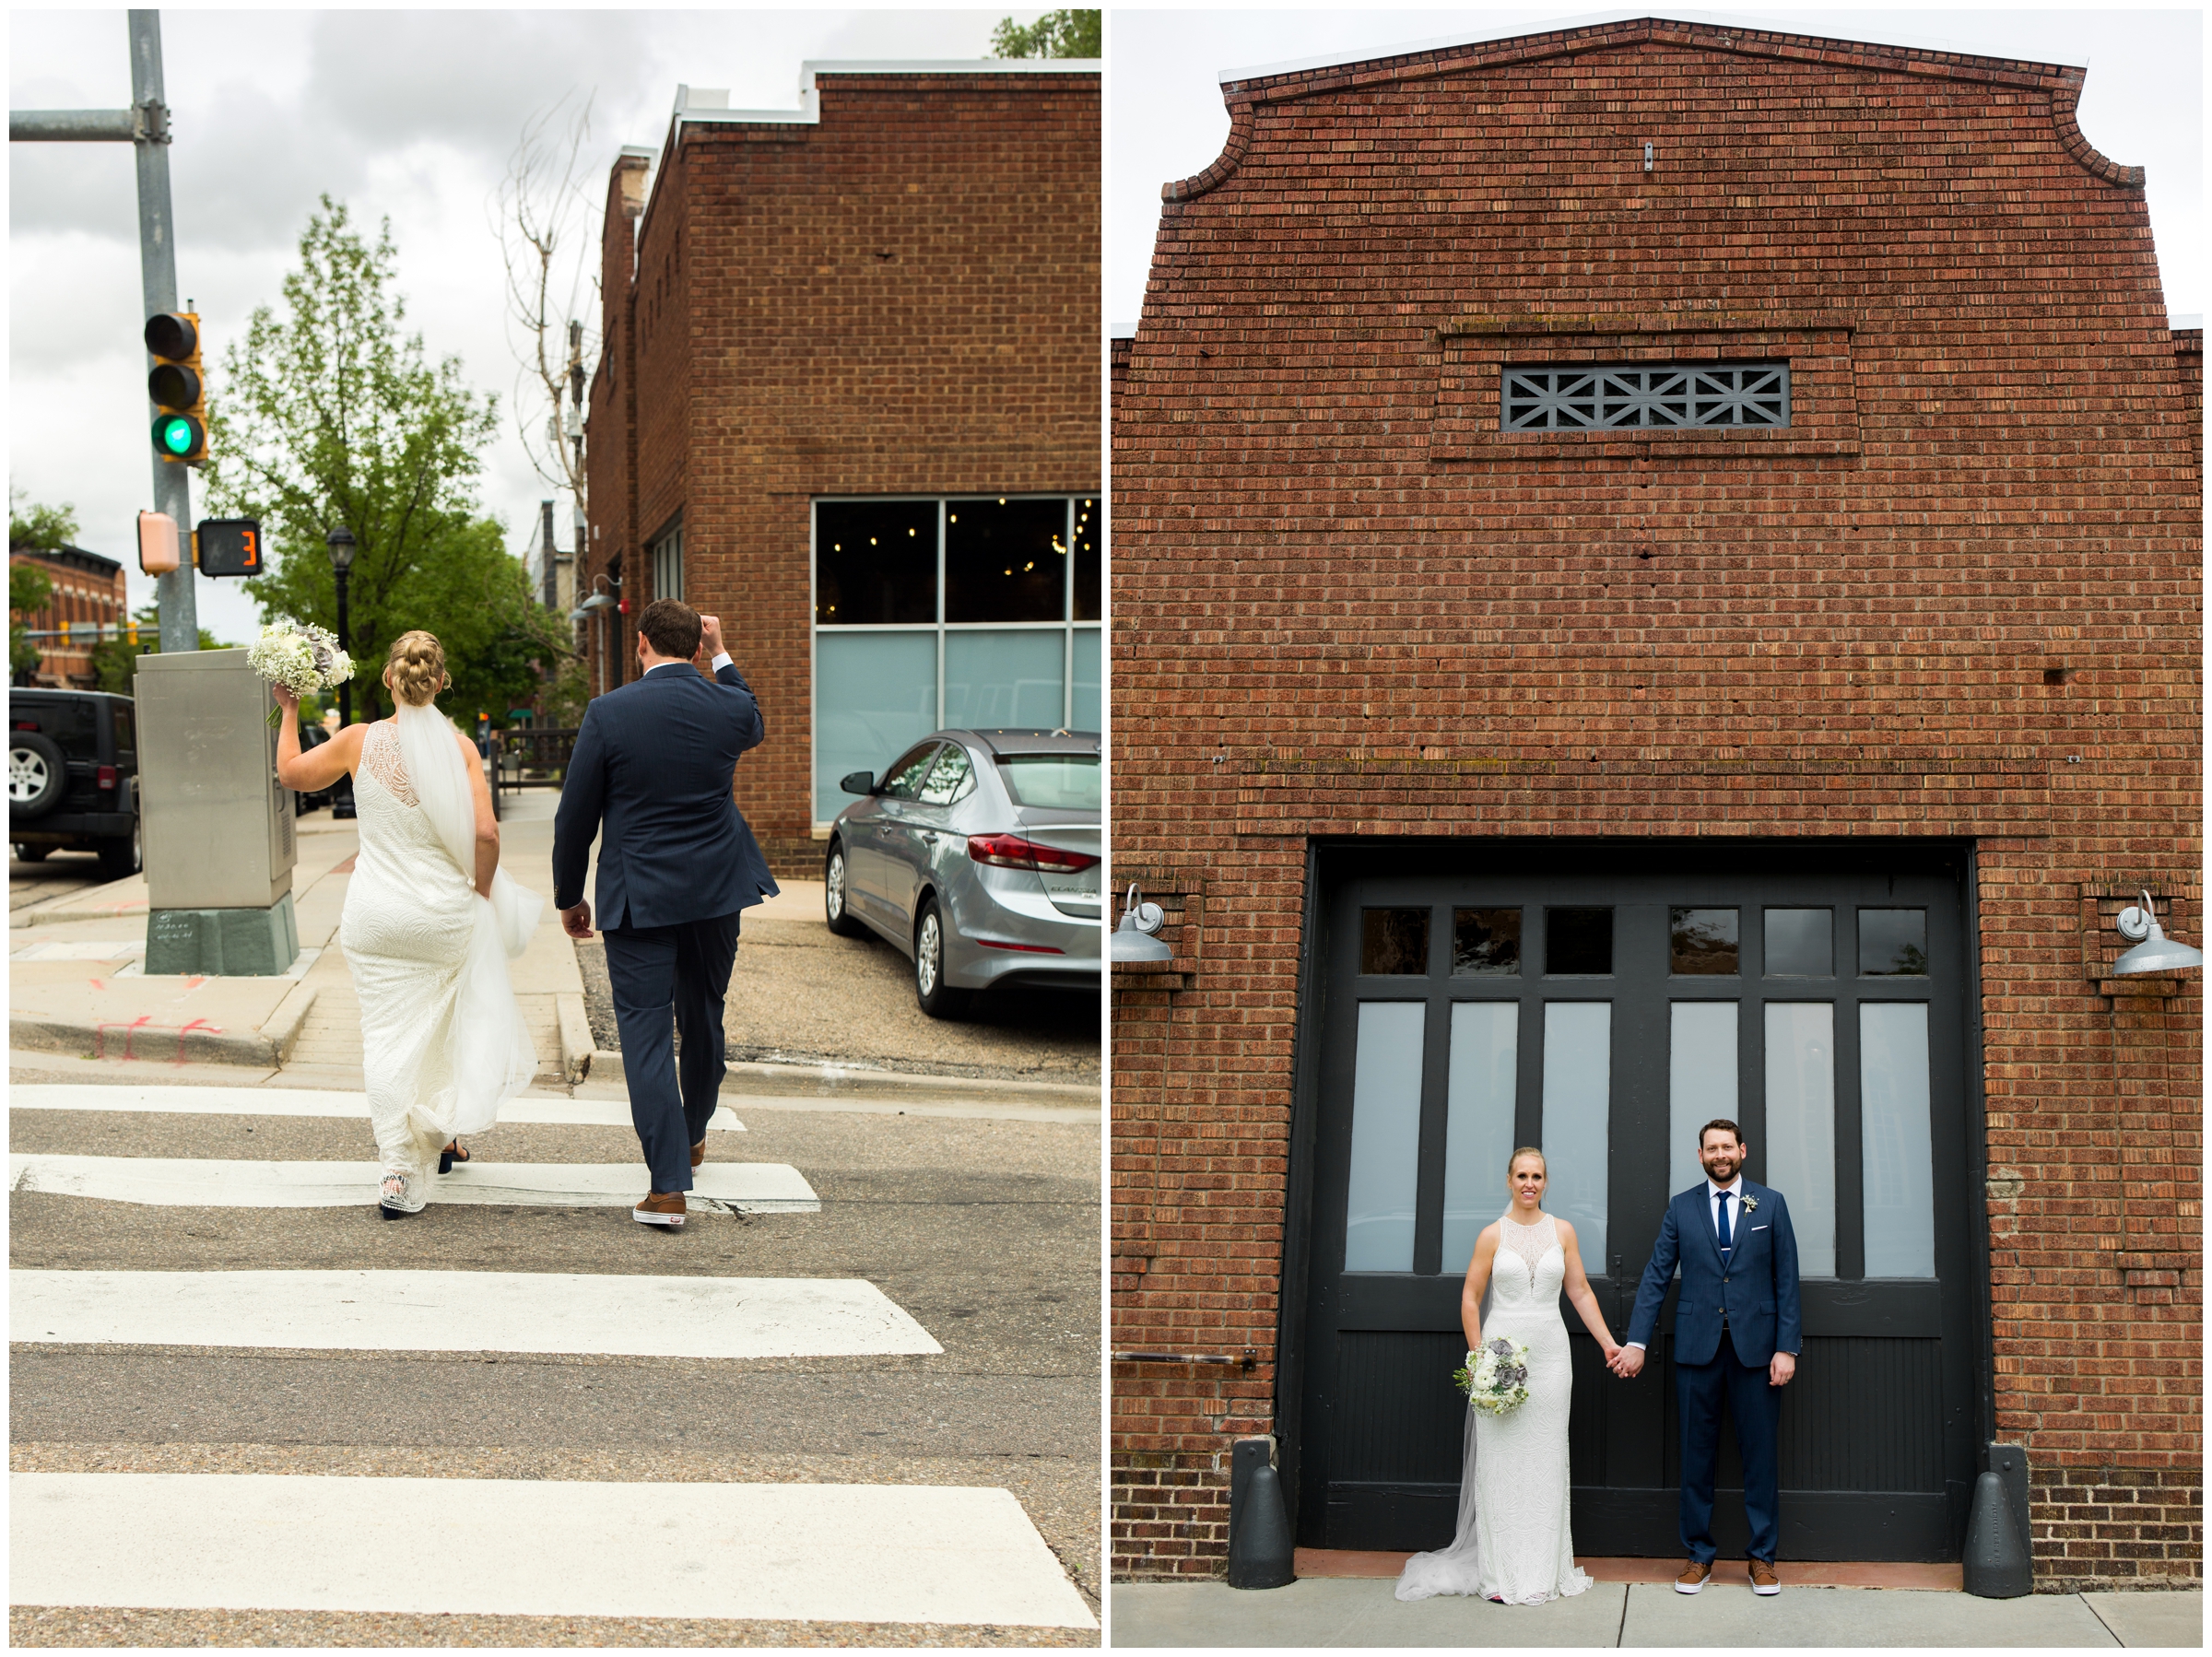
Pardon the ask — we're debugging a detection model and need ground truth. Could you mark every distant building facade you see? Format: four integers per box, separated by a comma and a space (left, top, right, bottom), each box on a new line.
583, 63, 1101, 875
10, 544, 127, 687
1110, 18, 2200, 1592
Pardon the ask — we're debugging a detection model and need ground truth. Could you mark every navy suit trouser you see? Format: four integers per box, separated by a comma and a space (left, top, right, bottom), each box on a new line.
1677, 1328, 1783, 1564
602, 912, 740, 1194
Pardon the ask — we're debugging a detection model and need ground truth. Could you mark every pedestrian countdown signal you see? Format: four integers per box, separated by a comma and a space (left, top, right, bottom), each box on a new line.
195, 518, 262, 577
146, 311, 208, 464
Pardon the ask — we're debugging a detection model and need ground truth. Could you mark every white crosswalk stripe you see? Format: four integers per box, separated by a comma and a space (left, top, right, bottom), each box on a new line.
10, 1077, 1095, 1629
12, 1269, 941, 1357
8, 1083, 746, 1132
9, 1155, 812, 1210
12, 1472, 1095, 1628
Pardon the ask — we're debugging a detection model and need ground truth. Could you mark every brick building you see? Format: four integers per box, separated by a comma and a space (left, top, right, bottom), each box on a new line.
1110, 18, 2200, 1590
583, 63, 1100, 876
9, 544, 128, 687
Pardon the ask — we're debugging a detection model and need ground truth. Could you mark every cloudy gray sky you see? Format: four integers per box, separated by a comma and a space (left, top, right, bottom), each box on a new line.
11, 8, 1053, 644
1109, 7, 2204, 336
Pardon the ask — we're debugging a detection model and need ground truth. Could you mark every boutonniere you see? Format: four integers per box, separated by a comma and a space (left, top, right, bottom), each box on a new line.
1741, 1195, 1759, 1213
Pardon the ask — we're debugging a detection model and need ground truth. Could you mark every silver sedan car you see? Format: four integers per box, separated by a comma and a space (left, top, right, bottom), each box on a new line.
824, 727, 1100, 1017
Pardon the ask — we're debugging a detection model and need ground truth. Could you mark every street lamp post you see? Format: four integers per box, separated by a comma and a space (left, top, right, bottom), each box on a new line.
326, 523, 358, 820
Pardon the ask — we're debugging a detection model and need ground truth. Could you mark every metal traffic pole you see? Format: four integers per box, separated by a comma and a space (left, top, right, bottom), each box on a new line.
12, 9, 199, 652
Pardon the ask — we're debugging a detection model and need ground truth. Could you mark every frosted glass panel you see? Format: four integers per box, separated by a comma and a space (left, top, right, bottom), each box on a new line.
1862, 1003, 1936, 1277
814, 632, 937, 823
1670, 1003, 1738, 1201
1345, 1002, 1427, 1272
1072, 628, 1100, 731
1542, 1003, 1611, 1263
1443, 1002, 1518, 1274
944, 629, 1065, 730
1765, 1003, 1837, 1277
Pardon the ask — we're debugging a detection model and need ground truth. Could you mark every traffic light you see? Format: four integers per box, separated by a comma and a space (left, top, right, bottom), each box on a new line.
195, 518, 262, 577
136, 510, 180, 575
146, 311, 208, 464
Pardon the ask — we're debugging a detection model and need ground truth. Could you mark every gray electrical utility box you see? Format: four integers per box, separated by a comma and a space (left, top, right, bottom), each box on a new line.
135, 648, 300, 974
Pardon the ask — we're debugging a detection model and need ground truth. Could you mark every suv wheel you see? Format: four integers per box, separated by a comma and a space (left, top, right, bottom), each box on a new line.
14, 843, 50, 864
824, 839, 865, 937
913, 896, 970, 1019
98, 814, 142, 882
7, 732, 65, 821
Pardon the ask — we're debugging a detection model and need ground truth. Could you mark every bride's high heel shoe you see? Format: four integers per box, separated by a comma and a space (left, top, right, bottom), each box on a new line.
439, 1140, 470, 1175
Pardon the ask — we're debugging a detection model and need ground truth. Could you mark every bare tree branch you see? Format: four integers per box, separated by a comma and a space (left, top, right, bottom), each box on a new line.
492, 92, 603, 522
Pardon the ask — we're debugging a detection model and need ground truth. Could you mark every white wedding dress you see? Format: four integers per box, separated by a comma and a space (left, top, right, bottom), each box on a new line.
1396, 1213, 1594, 1605
341, 702, 540, 1200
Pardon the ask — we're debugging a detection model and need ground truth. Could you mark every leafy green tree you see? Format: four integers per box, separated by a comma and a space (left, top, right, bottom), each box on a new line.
9, 490, 73, 680
990, 8, 1100, 57
206, 196, 541, 722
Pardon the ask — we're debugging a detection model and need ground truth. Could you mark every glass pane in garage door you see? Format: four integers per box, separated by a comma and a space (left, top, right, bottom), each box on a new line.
1669, 1001, 1737, 1198
1442, 1001, 1517, 1272
1766, 1002, 1838, 1277
1345, 1001, 1427, 1271
1542, 1002, 1610, 1261
1862, 1003, 1936, 1276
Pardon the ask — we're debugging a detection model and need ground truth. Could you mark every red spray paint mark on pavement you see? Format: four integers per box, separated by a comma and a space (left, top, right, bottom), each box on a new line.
94, 1015, 155, 1061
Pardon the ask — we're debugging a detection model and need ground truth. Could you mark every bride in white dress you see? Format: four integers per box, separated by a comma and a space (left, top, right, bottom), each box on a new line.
274, 630, 540, 1216
1397, 1146, 1623, 1605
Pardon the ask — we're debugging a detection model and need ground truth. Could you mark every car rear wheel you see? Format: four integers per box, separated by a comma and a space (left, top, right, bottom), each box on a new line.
14, 842, 51, 863
913, 897, 970, 1019
8, 733, 66, 821
98, 814, 142, 881
824, 840, 865, 937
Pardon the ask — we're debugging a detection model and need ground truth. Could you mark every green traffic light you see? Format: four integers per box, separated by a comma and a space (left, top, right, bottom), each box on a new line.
152, 414, 204, 459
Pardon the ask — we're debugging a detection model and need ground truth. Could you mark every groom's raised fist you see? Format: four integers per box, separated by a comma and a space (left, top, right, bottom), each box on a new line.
697, 614, 724, 659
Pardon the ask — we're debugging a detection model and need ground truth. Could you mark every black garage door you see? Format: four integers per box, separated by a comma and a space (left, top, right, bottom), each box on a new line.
1288, 842, 1980, 1560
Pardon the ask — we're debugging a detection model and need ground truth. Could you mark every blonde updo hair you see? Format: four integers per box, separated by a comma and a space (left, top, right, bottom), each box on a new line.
383, 630, 448, 707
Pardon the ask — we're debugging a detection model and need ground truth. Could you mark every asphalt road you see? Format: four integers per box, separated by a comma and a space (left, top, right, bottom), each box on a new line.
8, 1078, 1101, 1645
8, 844, 111, 911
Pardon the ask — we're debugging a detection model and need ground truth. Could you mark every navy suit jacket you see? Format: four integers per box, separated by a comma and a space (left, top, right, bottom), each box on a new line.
551, 661, 780, 929
1625, 1181, 1804, 1368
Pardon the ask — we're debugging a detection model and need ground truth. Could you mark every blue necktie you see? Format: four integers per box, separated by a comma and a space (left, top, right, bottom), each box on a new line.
1716, 1191, 1734, 1259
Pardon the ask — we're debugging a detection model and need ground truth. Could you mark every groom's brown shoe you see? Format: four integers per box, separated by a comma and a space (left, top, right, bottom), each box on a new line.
634, 1191, 687, 1228
692, 1138, 707, 1169
1749, 1559, 1781, 1595
1674, 1559, 1712, 1594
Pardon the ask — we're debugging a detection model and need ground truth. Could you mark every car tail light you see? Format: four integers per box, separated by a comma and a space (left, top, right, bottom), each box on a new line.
96, 766, 117, 789
13, 721, 38, 732
966, 832, 1100, 873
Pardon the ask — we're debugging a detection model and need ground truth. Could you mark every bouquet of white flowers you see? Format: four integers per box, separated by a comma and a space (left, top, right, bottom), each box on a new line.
249, 620, 355, 727
1453, 1334, 1533, 1417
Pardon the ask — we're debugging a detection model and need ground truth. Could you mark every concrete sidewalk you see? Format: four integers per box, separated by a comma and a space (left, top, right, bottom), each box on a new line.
1110, 1578, 2203, 1648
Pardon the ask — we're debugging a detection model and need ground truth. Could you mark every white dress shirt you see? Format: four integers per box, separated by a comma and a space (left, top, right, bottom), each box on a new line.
644, 652, 733, 675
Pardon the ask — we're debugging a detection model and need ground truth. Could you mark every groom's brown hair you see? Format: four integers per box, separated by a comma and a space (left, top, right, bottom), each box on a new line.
638, 598, 702, 660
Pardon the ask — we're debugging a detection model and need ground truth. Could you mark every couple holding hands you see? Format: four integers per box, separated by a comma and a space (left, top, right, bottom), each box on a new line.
1397, 1119, 1803, 1607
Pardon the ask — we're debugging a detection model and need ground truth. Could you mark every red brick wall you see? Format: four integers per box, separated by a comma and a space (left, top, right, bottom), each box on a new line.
11, 550, 128, 687
587, 71, 1100, 873
1110, 18, 2201, 1586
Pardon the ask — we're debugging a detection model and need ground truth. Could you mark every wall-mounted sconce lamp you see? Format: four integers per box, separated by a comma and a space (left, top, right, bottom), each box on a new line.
2113, 889, 2204, 975
1111, 882, 1172, 963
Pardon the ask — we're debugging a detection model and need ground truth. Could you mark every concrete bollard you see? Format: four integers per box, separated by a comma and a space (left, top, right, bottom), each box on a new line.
1227, 1437, 1296, 1590
1962, 1463, 2032, 1598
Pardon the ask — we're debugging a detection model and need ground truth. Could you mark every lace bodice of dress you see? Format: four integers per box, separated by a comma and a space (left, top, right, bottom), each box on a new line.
1490, 1214, 1565, 1311
352, 721, 466, 893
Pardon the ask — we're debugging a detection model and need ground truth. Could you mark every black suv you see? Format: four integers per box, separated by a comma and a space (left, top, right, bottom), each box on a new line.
9, 688, 143, 879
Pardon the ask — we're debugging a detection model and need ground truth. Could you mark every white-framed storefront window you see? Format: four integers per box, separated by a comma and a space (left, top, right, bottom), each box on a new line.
811, 494, 1099, 827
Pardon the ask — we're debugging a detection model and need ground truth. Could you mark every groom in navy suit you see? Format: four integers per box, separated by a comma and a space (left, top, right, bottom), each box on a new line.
1614, 1118, 1801, 1596
553, 598, 779, 1228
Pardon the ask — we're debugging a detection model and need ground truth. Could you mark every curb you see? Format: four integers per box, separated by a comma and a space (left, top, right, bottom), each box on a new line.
582, 1048, 1099, 1106
9, 1012, 277, 1069
556, 993, 592, 1085
263, 984, 319, 1062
